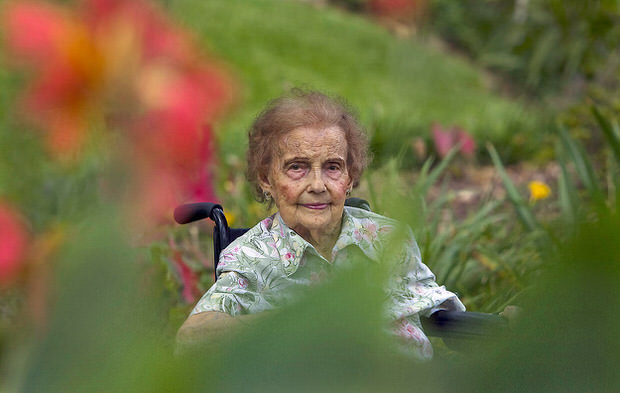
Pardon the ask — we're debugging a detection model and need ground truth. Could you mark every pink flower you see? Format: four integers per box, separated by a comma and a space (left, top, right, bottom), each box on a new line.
431, 123, 476, 158
397, 319, 423, 341
261, 217, 274, 228
0, 201, 29, 287
237, 277, 248, 289
455, 126, 476, 156
366, 222, 378, 240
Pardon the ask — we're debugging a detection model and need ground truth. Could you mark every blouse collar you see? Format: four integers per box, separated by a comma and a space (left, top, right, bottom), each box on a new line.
268, 207, 380, 276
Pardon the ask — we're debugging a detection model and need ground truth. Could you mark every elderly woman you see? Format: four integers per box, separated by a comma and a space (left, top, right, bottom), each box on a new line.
177, 90, 465, 360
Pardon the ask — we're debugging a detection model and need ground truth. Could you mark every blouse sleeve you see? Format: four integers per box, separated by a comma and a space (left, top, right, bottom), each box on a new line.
387, 227, 465, 320
190, 245, 261, 317
385, 227, 466, 360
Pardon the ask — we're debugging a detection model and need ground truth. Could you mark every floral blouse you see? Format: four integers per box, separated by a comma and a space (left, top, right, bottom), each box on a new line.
191, 206, 465, 360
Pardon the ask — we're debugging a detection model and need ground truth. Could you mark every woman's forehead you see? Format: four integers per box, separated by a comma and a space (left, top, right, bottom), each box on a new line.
277, 126, 347, 157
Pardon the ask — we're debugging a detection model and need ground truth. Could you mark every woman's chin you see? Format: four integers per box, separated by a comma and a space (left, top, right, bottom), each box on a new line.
296, 215, 343, 237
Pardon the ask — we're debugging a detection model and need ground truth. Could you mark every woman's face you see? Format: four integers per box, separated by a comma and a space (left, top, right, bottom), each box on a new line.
260, 126, 352, 244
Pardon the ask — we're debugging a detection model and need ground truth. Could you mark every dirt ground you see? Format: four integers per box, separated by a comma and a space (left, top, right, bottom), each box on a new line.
425, 161, 561, 219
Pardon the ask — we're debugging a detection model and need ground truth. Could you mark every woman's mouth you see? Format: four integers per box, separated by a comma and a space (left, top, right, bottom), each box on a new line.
301, 203, 329, 210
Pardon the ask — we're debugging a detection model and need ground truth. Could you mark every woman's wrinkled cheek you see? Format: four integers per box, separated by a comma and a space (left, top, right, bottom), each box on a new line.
333, 178, 350, 194
278, 183, 296, 203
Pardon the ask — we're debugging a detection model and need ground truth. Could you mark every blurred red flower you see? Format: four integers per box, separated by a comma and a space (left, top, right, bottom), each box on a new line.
431, 122, 476, 159
169, 237, 201, 303
0, 201, 29, 287
186, 125, 218, 203
368, 0, 425, 20
131, 124, 218, 224
2, 0, 231, 154
2, 0, 233, 221
455, 126, 476, 156
3, 1, 104, 157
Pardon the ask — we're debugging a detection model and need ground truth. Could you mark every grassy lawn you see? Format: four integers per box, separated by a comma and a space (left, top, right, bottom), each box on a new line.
169, 0, 548, 164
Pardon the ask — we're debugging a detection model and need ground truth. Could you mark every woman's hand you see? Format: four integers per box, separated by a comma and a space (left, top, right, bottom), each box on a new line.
499, 305, 522, 328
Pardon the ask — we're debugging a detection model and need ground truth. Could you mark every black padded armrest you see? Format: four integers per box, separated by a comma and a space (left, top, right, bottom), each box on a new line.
421, 310, 509, 340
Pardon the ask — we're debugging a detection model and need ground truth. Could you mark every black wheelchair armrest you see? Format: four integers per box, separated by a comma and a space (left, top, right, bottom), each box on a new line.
421, 310, 509, 340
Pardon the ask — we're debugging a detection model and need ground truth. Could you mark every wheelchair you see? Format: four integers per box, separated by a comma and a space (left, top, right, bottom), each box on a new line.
174, 198, 509, 345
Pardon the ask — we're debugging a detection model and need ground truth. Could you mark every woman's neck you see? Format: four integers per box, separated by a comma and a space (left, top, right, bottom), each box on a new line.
295, 225, 341, 262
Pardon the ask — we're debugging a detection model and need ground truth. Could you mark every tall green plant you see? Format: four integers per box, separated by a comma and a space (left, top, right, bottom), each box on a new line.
490, 105, 620, 250
366, 149, 539, 312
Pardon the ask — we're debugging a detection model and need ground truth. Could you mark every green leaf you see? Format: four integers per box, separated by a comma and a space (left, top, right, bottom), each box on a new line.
557, 124, 601, 197
592, 106, 620, 164
414, 146, 459, 194
487, 143, 541, 232
556, 142, 579, 227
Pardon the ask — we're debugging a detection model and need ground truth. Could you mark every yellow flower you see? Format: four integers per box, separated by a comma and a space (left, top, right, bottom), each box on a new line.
528, 181, 551, 202
224, 210, 236, 226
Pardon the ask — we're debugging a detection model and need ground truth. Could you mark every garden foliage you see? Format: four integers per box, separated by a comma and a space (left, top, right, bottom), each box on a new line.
427, 0, 620, 95
1, 0, 620, 392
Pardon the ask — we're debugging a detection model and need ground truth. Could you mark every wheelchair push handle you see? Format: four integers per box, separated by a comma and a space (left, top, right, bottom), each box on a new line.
174, 202, 223, 224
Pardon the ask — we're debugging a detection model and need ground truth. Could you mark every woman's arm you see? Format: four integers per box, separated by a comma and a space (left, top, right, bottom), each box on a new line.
176, 311, 267, 352
388, 228, 465, 318
176, 311, 234, 345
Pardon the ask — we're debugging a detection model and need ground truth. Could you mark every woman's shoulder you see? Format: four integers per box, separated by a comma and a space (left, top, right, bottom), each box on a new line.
341, 206, 415, 250
219, 214, 278, 261
343, 206, 403, 232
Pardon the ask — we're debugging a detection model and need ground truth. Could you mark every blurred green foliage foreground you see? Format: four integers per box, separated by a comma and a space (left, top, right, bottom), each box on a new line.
4, 196, 620, 393
1, 0, 620, 392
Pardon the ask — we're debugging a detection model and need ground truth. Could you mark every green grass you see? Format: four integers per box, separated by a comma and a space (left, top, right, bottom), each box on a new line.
169, 0, 547, 164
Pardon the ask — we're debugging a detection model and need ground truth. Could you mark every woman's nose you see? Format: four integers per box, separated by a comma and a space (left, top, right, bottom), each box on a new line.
307, 168, 327, 193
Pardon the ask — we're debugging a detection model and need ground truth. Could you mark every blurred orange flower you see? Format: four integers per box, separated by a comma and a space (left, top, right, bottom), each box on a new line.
2, 0, 233, 221
3, 1, 104, 157
2, 0, 231, 155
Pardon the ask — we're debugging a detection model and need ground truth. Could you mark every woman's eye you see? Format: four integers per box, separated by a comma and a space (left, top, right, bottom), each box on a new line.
287, 163, 306, 173
327, 163, 341, 171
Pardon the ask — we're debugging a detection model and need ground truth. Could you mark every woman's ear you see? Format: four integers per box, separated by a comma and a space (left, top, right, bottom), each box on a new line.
346, 175, 354, 191
259, 173, 273, 195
